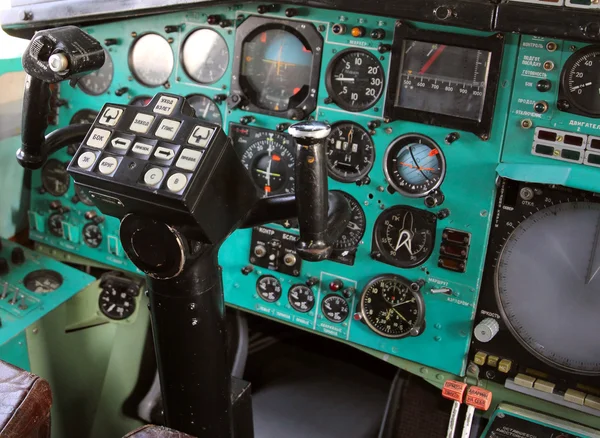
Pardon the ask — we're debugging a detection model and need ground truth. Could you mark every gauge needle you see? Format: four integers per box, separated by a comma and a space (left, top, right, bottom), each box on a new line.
585, 214, 600, 285
398, 162, 434, 171
395, 229, 413, 254
419, 45, 446, 75
335, 76, 355, 83
202, 103, 210, 119
256, 169, 281, 177
348, 127, 354, 146
393, 299, 414, 307
385, 309, 392, 321
276, 42, 284, 76
347, 221, 361, 231
571, 82, 593, 91
392, 307, 408, 323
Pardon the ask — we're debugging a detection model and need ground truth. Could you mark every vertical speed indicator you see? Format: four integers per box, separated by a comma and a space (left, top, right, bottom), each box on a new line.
326, 122, 374, 183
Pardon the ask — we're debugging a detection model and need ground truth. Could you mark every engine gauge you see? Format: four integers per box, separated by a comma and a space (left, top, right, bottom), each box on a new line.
331, 191, 366, 251
372, 205, 437, 269
256, 275, 282, 303
78, 50, 113, 95
129, 34, 174, 87
359, 274, 425, 339
326, 122, 374, 183
186, 94, 223, 125
560, 45, 600, 117
70, 109, 98, 125
24, 270, 63, 293
99, 280, 137, 320
47, 213, 64, 237
182, 29, 229, 84
74, 184, 94, 206
83, 223, 103, 248
240, 131, 296, 198
384, 134, 446, 198
321, 294, 349, 323
288, 284, 315, 313
41, 159, 70, 196
326, 49, 385, 112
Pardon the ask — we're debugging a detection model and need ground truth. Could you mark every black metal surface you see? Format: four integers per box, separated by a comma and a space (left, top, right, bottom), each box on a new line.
18, 75, 51, 169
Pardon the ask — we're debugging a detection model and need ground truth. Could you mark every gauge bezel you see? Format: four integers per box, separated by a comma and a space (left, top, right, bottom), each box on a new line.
23, 269, 64, 293
256, 275, 282, 303
83, 222, 103, 248
47, 213, 64, 237
359, 274, 426, 339
558, 45, 600, 118
326, 122, 375, 183
325, 49, 385, 112
229, 15, 323, 119
331, 191, 366, 251
78, 49, 113, 96
186, 93, 223, 125
128, 32, 174, 88
70, 109, 99, 125
180, 27, 229, 85
383, 134, 446, 198
288, 284, 315, 313
320, 294, 349, 323
42, 158, 70, 197
385, 24, 504, 139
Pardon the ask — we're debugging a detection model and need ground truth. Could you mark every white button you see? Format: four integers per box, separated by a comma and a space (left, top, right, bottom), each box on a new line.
132, 142, 154, 156
176, 148, 204, 171
155, 119, 181, 140
154, 147, 176, 160
99, 106, 123, 126
143, 167, 164, 186
130, 113, 155, 133
77, 151, 97, 169
86, 128, 111, 149
153, 95, 178, 115
188, 125, 214, 147
166, 173, 188, 192
98, 156, 119, 175
111, 137, 132, 150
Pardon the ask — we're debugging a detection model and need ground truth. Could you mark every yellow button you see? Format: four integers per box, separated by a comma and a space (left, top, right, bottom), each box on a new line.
533, 379, 555, 394
584, 395, 600, 411
565, 389, 586, 406
514, 373, 536, 389
487, 356, 499, 367
498, 359, 512, 373
474, 351, 487, 366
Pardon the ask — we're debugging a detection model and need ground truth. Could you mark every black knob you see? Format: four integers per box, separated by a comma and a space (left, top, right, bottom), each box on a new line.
378, 44, 391, 54
11, 247, 25, 265
534, 101, 549, 114
115, 87, 129, 97
214, 94, 227, 103
536, 80, 552, 93
306, 277, 319, 287
164, 25, 180, 33
367, 120, 381, 130
557, 99, 571, 112
239, 116, 255, 125
434, 6, 453, 20
276, 123, 291, 132
424, 190, 445, 208
0, 258, 8, 275
207, 15, 221, 25
342, 287, 355, 299
257, 4, 278, 14
285, 8, 298, 17
370, 29, 386, 40
104, 38, 118, 46
241, 266, 254, 275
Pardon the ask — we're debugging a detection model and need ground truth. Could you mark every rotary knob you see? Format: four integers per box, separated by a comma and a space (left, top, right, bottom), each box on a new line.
474, 317, 499, 343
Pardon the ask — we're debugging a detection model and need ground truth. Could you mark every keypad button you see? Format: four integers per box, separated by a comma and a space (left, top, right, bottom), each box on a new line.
99, 106, 123, 126
98, 156, 119, 175
143, 167, 164, 186
153, 95, 178, 115
111, 137, 132, 150
166, 173, 188, 193
132, 142, 154, 156
86, 128, 111, 149
130, 113, 155, 133
77, 151, 97, 169
154, 146, 176, 161
176, 148, 204, 171
156, 119, 181, 140
188, 125, 214, 147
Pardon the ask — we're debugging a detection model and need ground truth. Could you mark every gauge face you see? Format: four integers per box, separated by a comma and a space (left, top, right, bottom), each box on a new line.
360, 275, 425, 339
75, 185, 94, 206
130, 34, 174, 87
42, 159, 70, 196
560, 46, 600, 117
47, 213, 64, 237
129, 95, 152, 107
331, 191, 366, 251
241, 131, 296, 198
240, 28, 313, 112
79, 50, 113, 95
256, 275, 282, 303
326, 49, 384, 112
372, 206, 436, 268
182, 29, 229, 84
70, 109, 98, 125
321, 294, 349, 323
24, 270, 63, 293
496, 202, 600, 375
99, 284, 136, 320
288, 284, 315, 313
384, 134, 446, 198
186, 94, 223, 125
326, 122, 374, 182
83, 223, 103, 248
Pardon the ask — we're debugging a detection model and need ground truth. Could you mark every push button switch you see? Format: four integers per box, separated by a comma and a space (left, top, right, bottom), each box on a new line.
166, 173, 188, 192
153, 95, 178, 115
86, 128, 111, 149
156, 119, 181, 140
99, 106, 123, 126
143, 167, 164, 186
176, 148, 203, 171
77, 151, 97, 169
154, 147, 176, 161
188, 125, 214, 147
98, 156, 119, 175
132, 142, 154, 156
130, 113, 155, 133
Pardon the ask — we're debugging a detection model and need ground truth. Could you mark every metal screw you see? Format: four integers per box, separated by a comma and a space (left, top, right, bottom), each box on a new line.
49, 53, 69, 73
131, 32, 138, 38
19, 10, 33, 21
521, 119, 532, 129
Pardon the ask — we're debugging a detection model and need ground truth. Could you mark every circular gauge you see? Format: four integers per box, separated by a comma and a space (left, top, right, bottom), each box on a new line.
129, 34, 174, 87
240, 28, 313, 112
359, 274, 425, 339
74, 185, 94, 206
560, 45, 600, 117
47, 213, 64, 237
83, 223, 103, 248
496, 202, 600, 375
79, 50, 114, 95
70, 109, 98, 125
326, 49, 385, 112
99, 283, 136, 320
326, 122, 374, 183
182, 29, 229, 84
129, 95, 152, 107
41, 159, 70, 196
372, 205, 437, 269
256, 275, 282, 303
186, 94, 223, 125
321, 294, 349, 323
331, 191, 366, 251
241, 131, 296, 198
384, 134, 446, 198
24, 270, 63, 293
288, 284, 315, 313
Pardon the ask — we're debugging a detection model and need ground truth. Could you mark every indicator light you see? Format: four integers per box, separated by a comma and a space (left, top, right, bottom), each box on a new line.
351, 26, 366, 38
329, 279, 344, 291
332, 24, 346, 35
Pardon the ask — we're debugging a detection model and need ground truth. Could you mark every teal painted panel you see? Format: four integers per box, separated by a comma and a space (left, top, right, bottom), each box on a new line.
0, 331, 30, 370
0, 136, 27, 238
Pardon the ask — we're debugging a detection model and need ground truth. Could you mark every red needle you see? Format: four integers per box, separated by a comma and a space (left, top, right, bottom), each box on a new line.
419, 45, 446, 75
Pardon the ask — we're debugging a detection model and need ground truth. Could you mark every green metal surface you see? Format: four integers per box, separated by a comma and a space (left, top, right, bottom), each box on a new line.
0, 331, 30, 371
